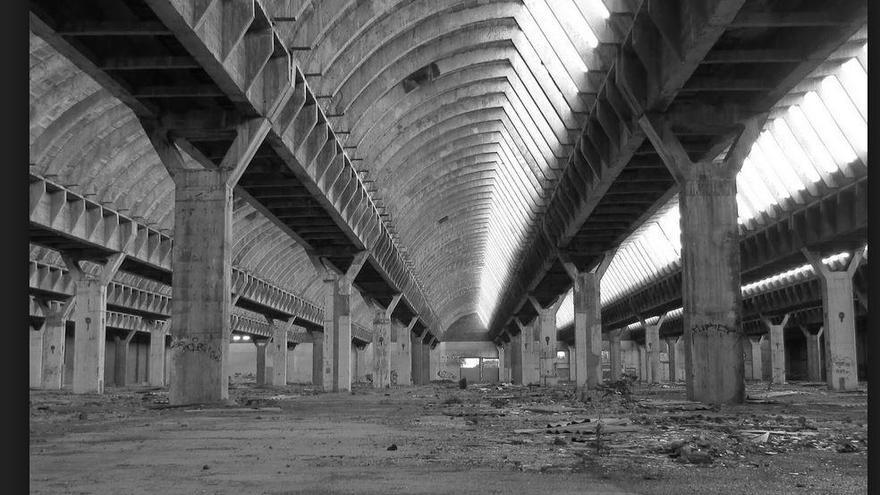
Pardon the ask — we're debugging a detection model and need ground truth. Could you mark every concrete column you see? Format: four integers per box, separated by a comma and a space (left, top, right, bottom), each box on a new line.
679, 166, 744, 402
113, 330, 136, 387
371, 308, 392, 389
642, 115, 761, 404
567, 345, 575, 383
30, 326, 43, 388
760, 336, 772, 381
749, 335, 764, 381
803, 248, 863, 390
609, 330, 622, 381
315, 253, 367, 393
311, 332, 324, 387
410, 334, 421, 385
639, 314, 666, 384
62, 254, 124, 395
638, 344, 647, 382
510, 332, 523, 384
666, 336, 680, 382
269, 321, 288, 386
148, 321, 167, 387
497, 344, 507, 383
167, 170, 233, 404
37, 300, 70, 390
391, 317, 415, 386
527, 297, 563, 386
516, 319, 540, 385
763, 314, 789, 384
560, 260, 611, 390
801, 326, 824, 382
254, 340, 269, 386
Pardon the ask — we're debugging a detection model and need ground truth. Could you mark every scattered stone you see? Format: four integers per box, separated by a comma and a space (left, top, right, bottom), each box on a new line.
202, 465, 210, 470
553, 437, 566, 445
77, 412, 88, 420
387, 444, 398, 451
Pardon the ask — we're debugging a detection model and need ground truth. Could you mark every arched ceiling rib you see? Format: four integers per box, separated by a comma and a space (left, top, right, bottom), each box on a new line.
268, 0, 613, 331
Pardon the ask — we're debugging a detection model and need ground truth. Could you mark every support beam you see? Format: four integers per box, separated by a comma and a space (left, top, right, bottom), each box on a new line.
62, 253, 125, 394
527, 295, 564, 386
35, 299, 72, 390
639, 114, 765, 404
561, 250, 615, 389
802, 247, 864, 390
801, 326, 825, 382
30, 325, 43, 388
761, 313, 790, 384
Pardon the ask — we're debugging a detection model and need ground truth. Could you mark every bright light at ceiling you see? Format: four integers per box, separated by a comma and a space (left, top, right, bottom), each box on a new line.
232, 335, 241, 341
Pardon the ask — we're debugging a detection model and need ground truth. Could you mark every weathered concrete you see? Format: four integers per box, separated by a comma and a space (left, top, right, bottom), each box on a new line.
38, 300, 69, 390
316, 253, 367, 392
30, 327, 43, 388
390, 317, 414, 385
638, 344, 647, 382
497, 344, 508, 383
561, 257, 612, 389
371, 307, 392, 389
255, 340, 269, 386
801, 326, 824, 382
148, 321, 167, 387
665, 336, 680, 382
113, 331, 136, 387
516, 319, 540, 385
760, 337, 772, 381
63, 254, 124, 395
640, 314, 666, 384
641, 116, 761, 404
270, 322, 288, 386
803, 248, 863, 390
528, 296, 563, 386
763, 314, 789, 384
510, 332, 523, 384
311, 332, 324, 387
609, 330, 622, 381
167, 170, 233, 404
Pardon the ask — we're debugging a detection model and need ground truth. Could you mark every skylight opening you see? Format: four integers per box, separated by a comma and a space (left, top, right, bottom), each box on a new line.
528, 0, 589, 80
802, 91, 858, 166
820, 75, 867, 156
785, 106, 839, 174
770, 118, 822, 183
838, 58, 867, 120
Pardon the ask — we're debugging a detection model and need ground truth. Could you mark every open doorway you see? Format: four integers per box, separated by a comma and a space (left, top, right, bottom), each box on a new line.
458, 357, 500, 383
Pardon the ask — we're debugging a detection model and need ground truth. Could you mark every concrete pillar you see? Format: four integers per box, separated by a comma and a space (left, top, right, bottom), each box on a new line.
666, 336, 680, 382
311, 332, 324, 387
148, 321, 167, 387
528, 296, 563, 386
497, 344, 508, 383
315, 253, 367, 393
371, 308, 392, 389
37, 300, 70, 390
510, 332, 523, 384
803, 248, 863, 390
561, 259, 612, 389
391, 317, 415, 386
30, 326, 43, 388
679, 165, 744, 402
516, 319, 540, 385
113, 330, 136, 387
760, 336, 772, 381
254, 340, 269, 386
642, 115, 762, 403
801, 326, 824, 382
639, 314, 666, 384
269, 322, 288, 386
763, 314, 789, 384
638, 344, 647, 382
567, 345, 575, 383
62, 254, 125, 395
167, 169, 234, 404
609, 330, 622, 381
410, 334, 421, 385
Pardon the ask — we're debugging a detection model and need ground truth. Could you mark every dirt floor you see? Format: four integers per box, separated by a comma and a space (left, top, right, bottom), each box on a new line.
29, 379, 867, 494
